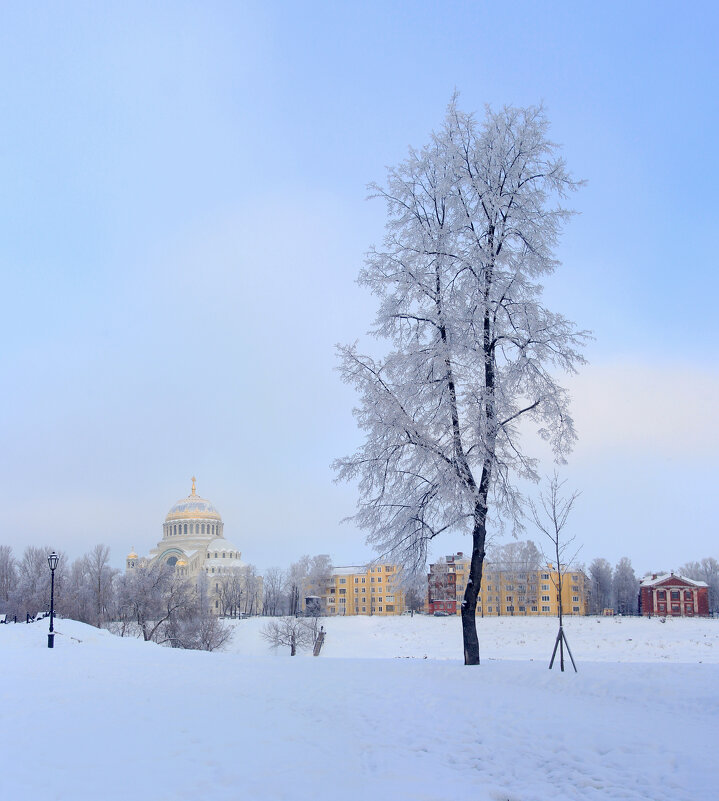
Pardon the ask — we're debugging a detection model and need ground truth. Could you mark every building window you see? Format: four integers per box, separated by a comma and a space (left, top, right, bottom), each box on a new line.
339, 578, 346, 584
684, 590, 693, 600
572, 596, 579, 602
531, 606, 537, 612
378, 606, 383, 612
542, 605, 550, 612
518, 606, 525, 612
361, 577, 365, 583
670, 590, 680, 600
362, 606, 366, 612
657, 590, 666, 600
541, 573, 550, 580
541, 584, 549, 591
671, 603, 680, 612
184, 524, 187, 534
572, 585, 579, 592
541, 595, 550, 602
573, 606, 580, 612
355, 578, 359, 583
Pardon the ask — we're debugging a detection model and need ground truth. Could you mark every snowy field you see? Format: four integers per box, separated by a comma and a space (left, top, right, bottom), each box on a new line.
2, 616, 717, 801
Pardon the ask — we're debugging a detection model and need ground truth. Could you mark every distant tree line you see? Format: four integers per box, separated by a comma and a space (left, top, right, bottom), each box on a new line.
3, 544, 714, 631
0, 544, 229, 650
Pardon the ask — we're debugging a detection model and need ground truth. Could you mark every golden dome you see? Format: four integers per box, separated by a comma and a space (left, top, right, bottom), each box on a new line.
165, 477, 222, 522
176, 558, 188, 567
127, 548, 138, 559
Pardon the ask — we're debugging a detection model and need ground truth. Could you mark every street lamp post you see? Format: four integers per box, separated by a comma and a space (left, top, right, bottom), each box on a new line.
47, 551, 59, 649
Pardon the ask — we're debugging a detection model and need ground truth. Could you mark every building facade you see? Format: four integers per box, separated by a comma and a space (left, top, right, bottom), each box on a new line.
127, 478, 262, 615
638, 573, 709, 617
428, 552, 588, 616
306, 564, 406, 616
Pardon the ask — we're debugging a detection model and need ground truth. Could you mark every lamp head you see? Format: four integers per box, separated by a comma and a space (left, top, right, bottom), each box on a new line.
47, 552, 59, 571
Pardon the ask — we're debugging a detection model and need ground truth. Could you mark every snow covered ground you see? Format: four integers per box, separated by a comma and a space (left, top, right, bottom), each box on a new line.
226, 612, 719, 663
2, 616, 717, 801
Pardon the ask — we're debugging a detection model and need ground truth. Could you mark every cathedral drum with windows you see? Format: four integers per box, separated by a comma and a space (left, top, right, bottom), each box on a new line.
126, 478, 262, 615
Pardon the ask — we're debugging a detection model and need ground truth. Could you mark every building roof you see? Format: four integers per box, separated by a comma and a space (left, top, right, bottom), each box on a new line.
640, 573, 708, 588
332, 565, 368, 575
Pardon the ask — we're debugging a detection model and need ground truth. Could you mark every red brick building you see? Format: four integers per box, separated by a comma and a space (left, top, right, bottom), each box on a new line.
639, 573, 709, 617
428, 559, 457, 614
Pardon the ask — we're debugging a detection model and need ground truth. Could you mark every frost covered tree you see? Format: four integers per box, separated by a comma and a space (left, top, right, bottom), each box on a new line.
486, 539, 542, 571
240, 564, 261, 616
286, 556, 310, 616
0, 545, 17, 613
588, 558, 614, 614
10, 546, 66, 619
403, 570, 428, 614
335, 98, 587, 664
84, 544, 116, 625
261, 616, 314, 656
262, 567, 285, 616
216, 570, 244, 617
680, 557, 719, 614
115, 562, 192, 642
613, 557, 639, 615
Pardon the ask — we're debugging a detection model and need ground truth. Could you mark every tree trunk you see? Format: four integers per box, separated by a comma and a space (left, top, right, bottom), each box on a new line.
461, 493, 489, 665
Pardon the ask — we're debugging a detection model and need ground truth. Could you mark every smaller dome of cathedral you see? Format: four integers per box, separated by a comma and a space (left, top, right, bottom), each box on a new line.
176, 558, 188, 567
127, 548, 138, 560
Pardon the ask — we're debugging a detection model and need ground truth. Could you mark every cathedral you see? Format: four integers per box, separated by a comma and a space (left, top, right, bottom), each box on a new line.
127, 478, 262, 614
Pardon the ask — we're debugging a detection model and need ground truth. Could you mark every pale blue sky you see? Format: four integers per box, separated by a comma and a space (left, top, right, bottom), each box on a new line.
1, 1, 717, 573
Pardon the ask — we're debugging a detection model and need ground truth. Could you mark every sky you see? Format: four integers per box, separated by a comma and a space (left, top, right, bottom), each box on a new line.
1, 1, 717, 575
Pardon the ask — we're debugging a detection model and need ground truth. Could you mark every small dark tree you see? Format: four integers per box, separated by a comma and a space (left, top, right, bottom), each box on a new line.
530, 473, 580, 672
261, 617, 314, 656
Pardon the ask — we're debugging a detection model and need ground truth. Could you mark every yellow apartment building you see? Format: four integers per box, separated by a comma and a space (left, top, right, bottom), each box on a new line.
429, 553, 587, 616
307, 564, 406, 616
